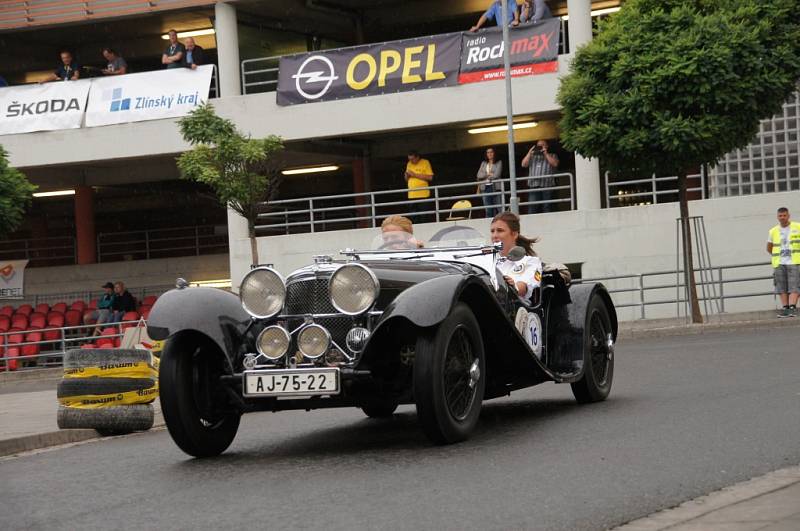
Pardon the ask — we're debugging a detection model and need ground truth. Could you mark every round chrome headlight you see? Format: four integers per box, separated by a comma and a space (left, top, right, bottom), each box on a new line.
256, 326, 290, 360
297, 324, 331, 359
240, 267, 285, 319
329, 264, 379, 315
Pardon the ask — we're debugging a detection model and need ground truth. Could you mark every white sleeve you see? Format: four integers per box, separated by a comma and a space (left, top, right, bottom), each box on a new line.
516, 256, 542, 302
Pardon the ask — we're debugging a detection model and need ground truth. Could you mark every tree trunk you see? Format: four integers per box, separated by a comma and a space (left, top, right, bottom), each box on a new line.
248, 221, 259, 267
678, 172, 703, 324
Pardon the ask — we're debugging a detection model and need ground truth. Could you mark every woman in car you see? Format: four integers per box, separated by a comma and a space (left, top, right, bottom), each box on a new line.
381, 215, 424, 249
490, 211, 543, 304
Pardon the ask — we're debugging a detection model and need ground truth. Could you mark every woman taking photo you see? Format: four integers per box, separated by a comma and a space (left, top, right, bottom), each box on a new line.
476, 147, 503, 218
490, 211, 543, 304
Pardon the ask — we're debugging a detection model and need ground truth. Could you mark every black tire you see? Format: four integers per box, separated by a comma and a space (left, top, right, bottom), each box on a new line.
57, 377, 156, 398
57, 404, 154, 434
63, 349, 153, 369
571, 296, 615, 404
361, 399, 399, 419
159, 334, 240, 458
414, 302, 485, 444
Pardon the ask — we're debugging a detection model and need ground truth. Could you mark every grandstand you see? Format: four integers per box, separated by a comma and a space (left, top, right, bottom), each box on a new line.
1, 0, 798, 364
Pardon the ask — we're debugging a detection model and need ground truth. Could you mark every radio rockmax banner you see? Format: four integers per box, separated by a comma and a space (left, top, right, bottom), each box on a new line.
459, 18, 561, 84
0, 80, 89, 135
277, 33, 462, 106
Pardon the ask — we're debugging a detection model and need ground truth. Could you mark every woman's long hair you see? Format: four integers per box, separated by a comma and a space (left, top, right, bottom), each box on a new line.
484, 146, 497, 163
492, 211, 539, 256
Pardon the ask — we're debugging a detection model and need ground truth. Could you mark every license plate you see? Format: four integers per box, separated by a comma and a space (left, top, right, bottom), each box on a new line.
243, 368, 340, 397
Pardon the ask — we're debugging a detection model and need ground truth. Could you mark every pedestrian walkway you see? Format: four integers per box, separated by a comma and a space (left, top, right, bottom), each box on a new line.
616, 465, 800, 531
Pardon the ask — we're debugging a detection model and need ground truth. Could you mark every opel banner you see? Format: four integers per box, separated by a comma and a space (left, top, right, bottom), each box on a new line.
0, 81, 89, 136
459, 19, 561, 84
0, 260, 28, 299
85, 65, 213, 127
277, 33, 462, 106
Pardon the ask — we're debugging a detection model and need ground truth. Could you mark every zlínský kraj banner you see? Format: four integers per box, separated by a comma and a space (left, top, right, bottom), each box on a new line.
277, 33, 462, 106
0, 260, 28, 299
459, 18, 561, 84
85, 65, 213, 127
0, 81, 90, 136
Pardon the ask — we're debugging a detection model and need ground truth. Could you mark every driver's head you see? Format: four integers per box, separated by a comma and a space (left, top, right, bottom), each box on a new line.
381, 215, 416, 249
381, 215, 414, 235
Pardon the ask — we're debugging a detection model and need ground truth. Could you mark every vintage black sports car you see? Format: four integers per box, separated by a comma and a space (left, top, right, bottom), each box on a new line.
148, 228, 617, 458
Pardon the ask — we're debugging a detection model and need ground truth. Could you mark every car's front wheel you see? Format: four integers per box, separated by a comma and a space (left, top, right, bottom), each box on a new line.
160, 333, 241, 458
414, 302, 485, 444
571, 296, 615, 403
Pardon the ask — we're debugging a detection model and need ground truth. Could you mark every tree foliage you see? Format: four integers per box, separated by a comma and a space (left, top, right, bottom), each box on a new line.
177, 103, 284, 265
0, 146, 37, 239
557, 0, 800, 177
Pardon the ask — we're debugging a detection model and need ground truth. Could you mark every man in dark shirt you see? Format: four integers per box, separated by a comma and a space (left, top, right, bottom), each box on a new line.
46, 50, 80, 82
184, 37, 206, 69
111, 281, 137, 322
101, 48, 128, 75
162, 29, 186, 69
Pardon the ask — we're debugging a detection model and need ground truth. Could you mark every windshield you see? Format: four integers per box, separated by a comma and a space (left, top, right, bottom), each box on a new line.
369, 225, 487, 251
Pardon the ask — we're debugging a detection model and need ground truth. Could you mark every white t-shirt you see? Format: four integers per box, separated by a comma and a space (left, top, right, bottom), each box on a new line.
497, 254, 543, 303
768, 225, 794, 265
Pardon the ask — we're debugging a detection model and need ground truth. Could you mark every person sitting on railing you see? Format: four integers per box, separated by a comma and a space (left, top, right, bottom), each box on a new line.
100, 48, 127, 76
88, 282, 116, 335
184, 38, 206, 70
44, 50, 80, 82
477, 147, 503, 218
404, 150, 434, 223
520, 0, 552, 24
162, 30, 186, 69
470, 0, 521, 31
491, 211, 542, 305
521, 139, 559, 214
110, 281, 137, 323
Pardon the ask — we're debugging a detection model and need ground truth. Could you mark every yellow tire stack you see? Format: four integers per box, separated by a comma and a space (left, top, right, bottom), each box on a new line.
57, 348, 159, 436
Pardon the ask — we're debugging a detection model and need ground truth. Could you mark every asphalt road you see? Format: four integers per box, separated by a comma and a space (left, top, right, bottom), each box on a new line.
2, 326, 799, 530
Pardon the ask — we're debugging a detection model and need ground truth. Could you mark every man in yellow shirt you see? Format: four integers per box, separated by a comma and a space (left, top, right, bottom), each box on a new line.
405, 150, 434, 222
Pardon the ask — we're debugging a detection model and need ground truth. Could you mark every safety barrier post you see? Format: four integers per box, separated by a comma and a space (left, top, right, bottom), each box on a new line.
370, 193, 377, 227
638, 274, 646, 319
309, 199, 315, 233
434, 187, 440, 220
718, 267, 725, 313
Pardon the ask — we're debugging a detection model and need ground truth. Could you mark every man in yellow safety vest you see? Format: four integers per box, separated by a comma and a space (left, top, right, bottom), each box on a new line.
767, 207, 800, 317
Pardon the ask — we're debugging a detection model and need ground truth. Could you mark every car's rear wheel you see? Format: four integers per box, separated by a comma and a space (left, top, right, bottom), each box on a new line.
159, 333, 241, 458
414, 303, 485, 444
571, 296, 614, 403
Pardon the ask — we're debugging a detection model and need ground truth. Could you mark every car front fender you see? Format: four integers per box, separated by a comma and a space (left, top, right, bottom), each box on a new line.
147, 287, 250, 371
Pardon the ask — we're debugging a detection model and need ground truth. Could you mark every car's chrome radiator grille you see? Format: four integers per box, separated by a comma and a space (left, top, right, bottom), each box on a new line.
285, 278, 351, 351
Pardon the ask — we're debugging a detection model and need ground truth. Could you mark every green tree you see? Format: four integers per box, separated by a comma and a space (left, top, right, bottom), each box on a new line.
557, 0, 800, 323
177, 103, 284, 266
0, 146, 37, 239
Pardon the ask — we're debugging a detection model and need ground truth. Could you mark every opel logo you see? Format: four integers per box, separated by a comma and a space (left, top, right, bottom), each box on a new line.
292, 55, 338, 100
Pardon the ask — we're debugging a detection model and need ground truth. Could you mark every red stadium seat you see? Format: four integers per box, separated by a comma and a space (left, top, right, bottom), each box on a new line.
88, 299, 98, 310
28, 312, 46, 329
142, 295, 158, 307
64, 309, 82, 327
70, 300, 86, 312
22, 331, 42, 358
16, 304, 33, 316
81, 343, 97, 349
7, 331, 23, 345
51, 302, 68, 313
99, 327, 121, 348
122, 311, 139, 321
2, 347, 20, 371
44, 313, 65, 341
35, 303, 50, 314
0, 315, 9, 331
0, 305, 13, 316
11, 314, 28, 330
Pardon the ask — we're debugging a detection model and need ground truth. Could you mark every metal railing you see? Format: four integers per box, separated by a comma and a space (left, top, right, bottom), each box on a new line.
605, 169, 706, 208
209, 64, 220, 99
579, 262, 775, 320
96, 225, 228, 262
0, 320, 142, 371
241, 55, 281, 95
256, 173, 575, 235
0, 236, 76, 266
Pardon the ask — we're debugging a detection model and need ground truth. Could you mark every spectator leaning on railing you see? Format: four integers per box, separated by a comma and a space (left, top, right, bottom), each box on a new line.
101, 48, 127, 75
162, 29, 186, 69
767, 207, 800, 318
520, 0, 552, 24
184, 37, 206, 69
44, 50, 80, 82
476, 147, 503, 218
470, 0, 520, 32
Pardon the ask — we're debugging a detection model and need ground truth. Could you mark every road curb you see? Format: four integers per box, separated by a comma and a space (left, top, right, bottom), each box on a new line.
619, 315, 800, 339
614, 465, 800, 530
